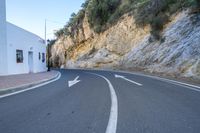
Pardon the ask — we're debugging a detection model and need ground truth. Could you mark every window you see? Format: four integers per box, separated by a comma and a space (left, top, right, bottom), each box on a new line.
42, 53, 45, 63
39, 52, 41, 60
16, 50, 23, 63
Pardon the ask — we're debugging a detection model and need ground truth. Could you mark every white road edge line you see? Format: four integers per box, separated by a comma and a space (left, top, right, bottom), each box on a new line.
0, 72, 61, 99
83, 69, 200, 92
114, 70, 200, 91
115, 71, 200, 92
115, 74, 142, 86
86, 72, 118, 133
157, 78, 200, 92
117, 71, 200, 91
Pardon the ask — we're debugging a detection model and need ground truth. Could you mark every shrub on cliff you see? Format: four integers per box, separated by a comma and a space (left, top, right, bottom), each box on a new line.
87, 0, 121, 33
55, 29, 64, 38
134, 0, 197, 40
86, 0, 195, 37
197, 0, 200, 7
192, 0, 200, 11
55, 0, 199, 40
150, 13, 169, 40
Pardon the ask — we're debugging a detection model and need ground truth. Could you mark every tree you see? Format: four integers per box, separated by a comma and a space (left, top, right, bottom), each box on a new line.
87, 0, 121, 32
81, 0, 90, 9
195, 0, 200, 7
55, 29, 64, 38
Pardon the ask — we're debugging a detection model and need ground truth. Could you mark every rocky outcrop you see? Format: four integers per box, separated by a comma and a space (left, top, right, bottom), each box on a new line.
122, 11, 200, 80
51, 11, 200, 81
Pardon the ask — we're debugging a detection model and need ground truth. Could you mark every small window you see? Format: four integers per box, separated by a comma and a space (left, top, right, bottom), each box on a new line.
42, 53, 45, 63
16, 50, 23, 63
39, 52, 41, 60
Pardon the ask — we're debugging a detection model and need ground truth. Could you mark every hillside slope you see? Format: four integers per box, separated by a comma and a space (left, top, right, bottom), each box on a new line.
51, 0, 200, 81
123, 11, 200, 80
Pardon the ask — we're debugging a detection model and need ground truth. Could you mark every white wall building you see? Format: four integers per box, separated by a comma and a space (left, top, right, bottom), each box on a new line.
0, 0, 47, 76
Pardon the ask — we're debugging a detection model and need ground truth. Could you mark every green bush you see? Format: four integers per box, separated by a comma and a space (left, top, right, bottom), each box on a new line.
193, 0, 200, 8
197, 0, 200, 7
149, 15, 167, 41
133, 0, 195, 40
151, 13, 169, 30
55, 0, 200, 40
87, 0, 121, 32
55, 29, 64, 38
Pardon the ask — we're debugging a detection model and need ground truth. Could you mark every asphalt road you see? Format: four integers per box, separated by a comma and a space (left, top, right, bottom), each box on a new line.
0, 69, 200, 133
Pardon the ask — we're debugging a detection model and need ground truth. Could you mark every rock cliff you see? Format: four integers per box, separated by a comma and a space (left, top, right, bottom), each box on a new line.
51, 10, 200, 81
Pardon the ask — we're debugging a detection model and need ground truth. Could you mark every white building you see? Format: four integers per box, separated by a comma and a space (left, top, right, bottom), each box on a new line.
0, 0, 47, 76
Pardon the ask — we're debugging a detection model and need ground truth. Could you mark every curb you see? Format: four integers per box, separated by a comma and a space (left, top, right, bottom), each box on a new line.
0, 71, 60, 96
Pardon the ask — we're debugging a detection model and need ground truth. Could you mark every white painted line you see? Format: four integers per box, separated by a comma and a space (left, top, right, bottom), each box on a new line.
115, 74, 142, 86
157, 78, 200, 92
114, 71, 200, 92
86, 72, 118, 133
87, 68, 200, 92
114, 70, 200, 91
117, 71, 200, 92
0, 72, 61, 99
68, 76, 81, 88
66, 68, 200, 93
158, 77, 200, 89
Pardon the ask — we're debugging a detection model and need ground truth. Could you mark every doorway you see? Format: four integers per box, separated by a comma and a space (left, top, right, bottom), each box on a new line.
28, 51, 33, 73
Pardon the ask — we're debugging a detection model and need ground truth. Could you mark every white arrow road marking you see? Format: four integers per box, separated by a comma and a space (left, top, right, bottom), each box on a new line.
68, 76, 81, 88
115, 74, 143, 86
86, 72, 118, 133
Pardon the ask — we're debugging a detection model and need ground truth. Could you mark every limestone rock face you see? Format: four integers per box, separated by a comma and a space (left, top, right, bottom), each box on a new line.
82, 15, 94, 40
122, 11, 200, 80
51, 11, 200, 80
51, 37, 66, 66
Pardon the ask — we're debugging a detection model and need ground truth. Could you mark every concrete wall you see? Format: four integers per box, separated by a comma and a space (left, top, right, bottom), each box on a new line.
7, 23, 47, 75
0, 0, 8, 75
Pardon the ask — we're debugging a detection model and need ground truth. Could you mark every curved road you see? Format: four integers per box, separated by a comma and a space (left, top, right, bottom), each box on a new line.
0, 69, 200, 133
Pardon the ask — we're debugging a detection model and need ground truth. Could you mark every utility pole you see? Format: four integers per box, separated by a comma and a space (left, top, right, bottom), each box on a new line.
45, 19, 47, 46
45, 19, 51, 72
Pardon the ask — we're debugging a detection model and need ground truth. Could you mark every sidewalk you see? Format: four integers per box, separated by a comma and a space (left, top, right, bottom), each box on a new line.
0, 71, 59, 91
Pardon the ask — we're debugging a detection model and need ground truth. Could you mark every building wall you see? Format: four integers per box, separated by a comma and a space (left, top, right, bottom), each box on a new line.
7, 22, 47, 75
0, 0, 8, 75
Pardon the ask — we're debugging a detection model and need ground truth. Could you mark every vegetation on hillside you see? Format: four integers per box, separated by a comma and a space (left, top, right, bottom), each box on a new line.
55, 0, 90, 38
55, 0, 200, 40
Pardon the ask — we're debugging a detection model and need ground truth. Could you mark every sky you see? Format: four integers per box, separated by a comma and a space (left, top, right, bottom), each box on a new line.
6, 0, 85, 39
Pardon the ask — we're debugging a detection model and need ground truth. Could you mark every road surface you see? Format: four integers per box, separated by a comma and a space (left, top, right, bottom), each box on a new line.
0, 69, 200, 133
